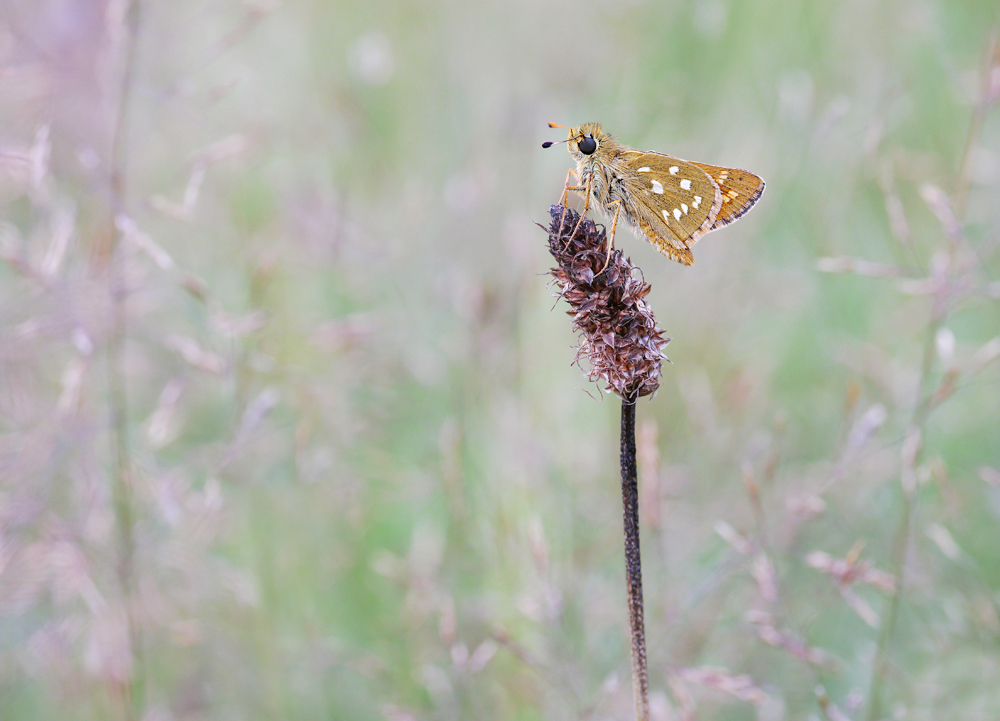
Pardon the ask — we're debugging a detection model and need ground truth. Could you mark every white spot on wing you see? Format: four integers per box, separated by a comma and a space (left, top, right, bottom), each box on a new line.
662, 209, 670, 224
669, 166, 679, 175
693, 195, 702, 208
651, 180, 664, 194
673, 208, 681, 221
682, 203, 688, 214
638, 166, 651, 172
680, 179, 692, 190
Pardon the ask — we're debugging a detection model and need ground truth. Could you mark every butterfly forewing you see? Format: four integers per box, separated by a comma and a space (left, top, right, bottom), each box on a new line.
618, 152, 721, 263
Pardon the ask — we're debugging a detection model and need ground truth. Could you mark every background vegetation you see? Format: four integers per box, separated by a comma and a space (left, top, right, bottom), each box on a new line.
1, 0, 999, 719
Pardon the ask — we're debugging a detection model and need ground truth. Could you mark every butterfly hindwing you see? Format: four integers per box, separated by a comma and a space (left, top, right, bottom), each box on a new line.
688, 161, 765, 230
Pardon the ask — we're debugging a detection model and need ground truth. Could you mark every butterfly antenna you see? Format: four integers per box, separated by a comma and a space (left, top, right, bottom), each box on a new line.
542, 123, 580, 149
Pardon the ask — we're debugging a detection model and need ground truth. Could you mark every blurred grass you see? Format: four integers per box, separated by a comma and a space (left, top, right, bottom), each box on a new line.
1, 0, 1000, 719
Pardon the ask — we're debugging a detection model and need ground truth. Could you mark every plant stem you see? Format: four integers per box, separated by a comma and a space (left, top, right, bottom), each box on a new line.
621, 396, 650, 721
106, 2, 143, 719
865, 33, 998, 718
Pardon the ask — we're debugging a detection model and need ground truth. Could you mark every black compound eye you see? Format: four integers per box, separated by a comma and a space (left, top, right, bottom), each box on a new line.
578, 135, 597, 155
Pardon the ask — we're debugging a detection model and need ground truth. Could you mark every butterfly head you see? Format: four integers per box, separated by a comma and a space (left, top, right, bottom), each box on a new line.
543, 122, 618, 162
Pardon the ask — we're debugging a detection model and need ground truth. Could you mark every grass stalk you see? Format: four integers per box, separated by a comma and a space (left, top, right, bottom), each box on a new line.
620, 396, 650, 721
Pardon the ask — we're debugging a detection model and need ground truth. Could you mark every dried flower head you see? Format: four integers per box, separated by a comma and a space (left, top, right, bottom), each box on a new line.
544, 205, 670, 400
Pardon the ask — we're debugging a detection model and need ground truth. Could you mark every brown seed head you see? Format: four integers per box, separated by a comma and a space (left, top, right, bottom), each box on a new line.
544, 205, 670, 400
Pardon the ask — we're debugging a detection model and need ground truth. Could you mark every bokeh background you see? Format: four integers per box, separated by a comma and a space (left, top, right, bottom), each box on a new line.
2, 1, 999, 719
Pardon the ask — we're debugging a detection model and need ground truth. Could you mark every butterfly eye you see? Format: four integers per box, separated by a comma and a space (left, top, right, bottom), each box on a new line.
578, 135, 597, 155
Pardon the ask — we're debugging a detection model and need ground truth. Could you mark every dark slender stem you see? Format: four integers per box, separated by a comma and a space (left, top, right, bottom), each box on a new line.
621, 396, 649, 721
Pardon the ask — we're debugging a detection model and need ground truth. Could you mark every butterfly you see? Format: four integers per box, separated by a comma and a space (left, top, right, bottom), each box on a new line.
544, 122, 764, 265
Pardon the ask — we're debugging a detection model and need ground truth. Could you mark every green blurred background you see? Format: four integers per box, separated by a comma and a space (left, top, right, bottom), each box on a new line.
1, 0, 999, 719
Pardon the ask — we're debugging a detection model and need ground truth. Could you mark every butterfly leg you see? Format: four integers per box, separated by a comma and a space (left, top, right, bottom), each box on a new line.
564, 172, 593, 242
557, 168, 578, 238
598, 199, 622, 274
558, 168, 591, 241
558, 168, 577, 207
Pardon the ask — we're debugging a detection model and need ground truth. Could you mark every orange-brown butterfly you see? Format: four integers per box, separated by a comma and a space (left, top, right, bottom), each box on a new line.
543, 122, 764, 265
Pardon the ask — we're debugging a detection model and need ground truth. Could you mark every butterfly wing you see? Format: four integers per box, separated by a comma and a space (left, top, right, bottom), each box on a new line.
688, 161, 765, 230
616, 151, 723, 264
